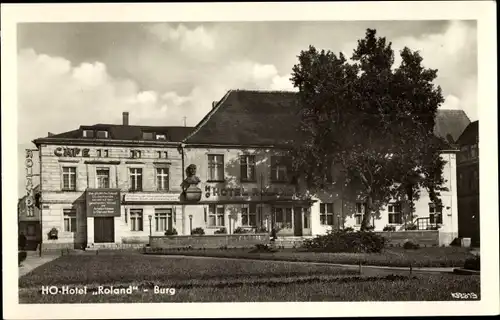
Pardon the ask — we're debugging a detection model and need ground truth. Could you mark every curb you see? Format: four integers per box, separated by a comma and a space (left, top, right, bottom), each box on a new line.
453, 268, 480, 275
150, 253, 457, 274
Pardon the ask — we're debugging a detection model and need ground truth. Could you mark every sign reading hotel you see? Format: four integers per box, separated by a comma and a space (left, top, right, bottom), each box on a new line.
86, 189, 121, 217
204, 185, 296, 199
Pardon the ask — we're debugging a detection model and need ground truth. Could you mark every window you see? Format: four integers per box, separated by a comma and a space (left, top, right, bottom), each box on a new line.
470, 144, 478, 159
208, 155, 224, 181
240, 155, 256, 181
155, 208, 172, 232
130, 209, 143, 231
429, 203, 443, 224
96, 168, 110, 188
460, 146, 469, 161
320, 203, 334, 225
82, 130, 94, 138
26, 205, 34, 217
130, 150, 141, 158
388, 203, 402, 224
96, 130, 109, 139
63, 209, 77, 232
241, 204, 257, 226
157, 151, 168, 158
271, 156, 289, 182
355, 202, 366, 225
156, 168, 169, 191
27, 224, 36, 236
156, 134, 167, 140
142, 132, 154, 140
129, 168, 143, 191
62, 167, 76, 191
208, 204, 225, 227
274, 207, 293, 228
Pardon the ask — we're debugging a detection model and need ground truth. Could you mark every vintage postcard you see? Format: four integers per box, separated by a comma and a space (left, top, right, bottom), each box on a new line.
2, 1, 498, 319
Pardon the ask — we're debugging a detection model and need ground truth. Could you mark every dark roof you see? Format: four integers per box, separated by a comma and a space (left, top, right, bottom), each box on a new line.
185, 90, 471, 148
456, 120, 479, 146
433, 109, 471, 143
37, 125, 194, 143
185, 90, 300, 146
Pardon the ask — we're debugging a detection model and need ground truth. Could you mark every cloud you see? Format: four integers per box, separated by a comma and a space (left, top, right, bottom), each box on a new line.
146, 23, 216, 53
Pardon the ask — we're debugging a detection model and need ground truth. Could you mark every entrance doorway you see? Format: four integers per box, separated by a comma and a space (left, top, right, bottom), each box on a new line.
293, 207, 303, 236
94, 217, 115, 243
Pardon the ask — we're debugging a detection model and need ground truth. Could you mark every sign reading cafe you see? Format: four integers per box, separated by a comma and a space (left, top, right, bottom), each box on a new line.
54, 147, 90, 157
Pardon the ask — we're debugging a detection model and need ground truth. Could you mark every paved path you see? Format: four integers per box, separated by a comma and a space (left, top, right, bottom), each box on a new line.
160, 254, 456, 275
18, 251, 60, 277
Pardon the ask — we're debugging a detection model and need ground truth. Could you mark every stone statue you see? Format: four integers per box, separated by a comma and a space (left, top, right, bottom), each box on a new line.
181, 164, 202, 201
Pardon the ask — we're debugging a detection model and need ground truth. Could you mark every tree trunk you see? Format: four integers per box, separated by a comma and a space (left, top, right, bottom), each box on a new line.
360, 193, 373, 231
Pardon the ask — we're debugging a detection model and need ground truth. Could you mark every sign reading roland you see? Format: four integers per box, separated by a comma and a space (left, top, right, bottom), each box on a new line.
86, 189, 121, 217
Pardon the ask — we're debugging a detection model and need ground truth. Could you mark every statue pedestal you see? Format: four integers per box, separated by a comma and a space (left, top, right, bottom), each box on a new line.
184, 185, 202, 202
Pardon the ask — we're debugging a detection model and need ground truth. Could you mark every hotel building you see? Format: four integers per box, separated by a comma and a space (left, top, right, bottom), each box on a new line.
180, 90, 470, 243
31, 91, 471, 249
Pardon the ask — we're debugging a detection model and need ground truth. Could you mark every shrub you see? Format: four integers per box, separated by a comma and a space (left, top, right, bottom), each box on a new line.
383, 225, 396, 232
249, 243, 278, 253
404, 223, 418, 231
18, 251, 27, 265
234, 227, 249, 234
426, 225, 440, 231
214, 227, 227, 234
403, 241, 420, 250
191, 227, 205, 235
256, 226, 268, 233
365, 225, 375, 231
343, 227, 355, 232
302, 230, 386, 253
164, 228, 178, 236
464, 256, 480, 271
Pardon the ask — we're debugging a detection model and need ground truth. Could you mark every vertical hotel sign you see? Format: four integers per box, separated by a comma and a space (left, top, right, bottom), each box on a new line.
86, 189, 121, 217
25, 149, 37, 206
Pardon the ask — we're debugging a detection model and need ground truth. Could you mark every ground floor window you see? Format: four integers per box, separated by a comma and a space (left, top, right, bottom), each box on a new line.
320, 203, 334, 225
274, 207, 292, 229
388, 203, 402, 224
241, 204, 257, 227
429, 203, 443, 224
63, 209, 77, 232
355, 202, 366, 225
130, 209, 143, 231
208, 204, 225, 227
26, 224, 36, 236
155, 208, 172, 232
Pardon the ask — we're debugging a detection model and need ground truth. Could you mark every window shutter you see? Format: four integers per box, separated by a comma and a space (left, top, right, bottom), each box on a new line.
240, 156, 247, 181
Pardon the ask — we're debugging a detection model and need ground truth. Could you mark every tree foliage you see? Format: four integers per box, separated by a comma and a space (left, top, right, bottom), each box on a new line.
290, 29, 447, 230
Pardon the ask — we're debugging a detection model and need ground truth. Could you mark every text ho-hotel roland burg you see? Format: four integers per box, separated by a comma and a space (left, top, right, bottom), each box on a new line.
19, 90, 477, 250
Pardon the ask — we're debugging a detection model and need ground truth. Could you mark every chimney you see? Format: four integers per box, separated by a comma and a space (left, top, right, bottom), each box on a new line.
123, 112, 129, 126
48, 132, 54, 137
212, 101, 218, 109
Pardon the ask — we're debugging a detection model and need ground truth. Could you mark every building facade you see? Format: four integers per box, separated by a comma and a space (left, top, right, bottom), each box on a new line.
18, 185, 42, 248
33, 112, 193, 249
31, 91, 471, 248
180, 90, 469, 242
456, 121, 480, 246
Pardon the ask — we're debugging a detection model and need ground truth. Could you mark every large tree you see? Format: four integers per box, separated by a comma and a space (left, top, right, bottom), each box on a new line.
290, 29, 447, 230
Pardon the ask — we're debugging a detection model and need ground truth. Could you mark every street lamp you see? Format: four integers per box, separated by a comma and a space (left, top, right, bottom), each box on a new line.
189, 215, 193, 235
148, 214, 152, 237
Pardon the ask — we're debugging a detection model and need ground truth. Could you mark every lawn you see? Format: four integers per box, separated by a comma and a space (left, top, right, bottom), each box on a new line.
144, 246, 476, 268
19, 252, 480, 303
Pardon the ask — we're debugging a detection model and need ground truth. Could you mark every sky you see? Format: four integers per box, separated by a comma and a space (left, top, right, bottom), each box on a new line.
17, 20, 478, 196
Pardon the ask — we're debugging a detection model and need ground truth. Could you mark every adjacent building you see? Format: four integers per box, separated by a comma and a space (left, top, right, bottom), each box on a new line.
32, 112, 193, 249
456, 120, 480, 246
18, 185, 42, 248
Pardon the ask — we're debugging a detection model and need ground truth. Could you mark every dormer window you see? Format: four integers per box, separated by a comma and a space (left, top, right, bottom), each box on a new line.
156, 134, 167, 140
130, 150, 141, 159
142, 132, 154, 140
96, 130, 109, 139
82, 130, 94, 138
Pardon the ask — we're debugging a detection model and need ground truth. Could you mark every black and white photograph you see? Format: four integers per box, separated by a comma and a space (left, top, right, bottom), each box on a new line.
2, 2, 498, 319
